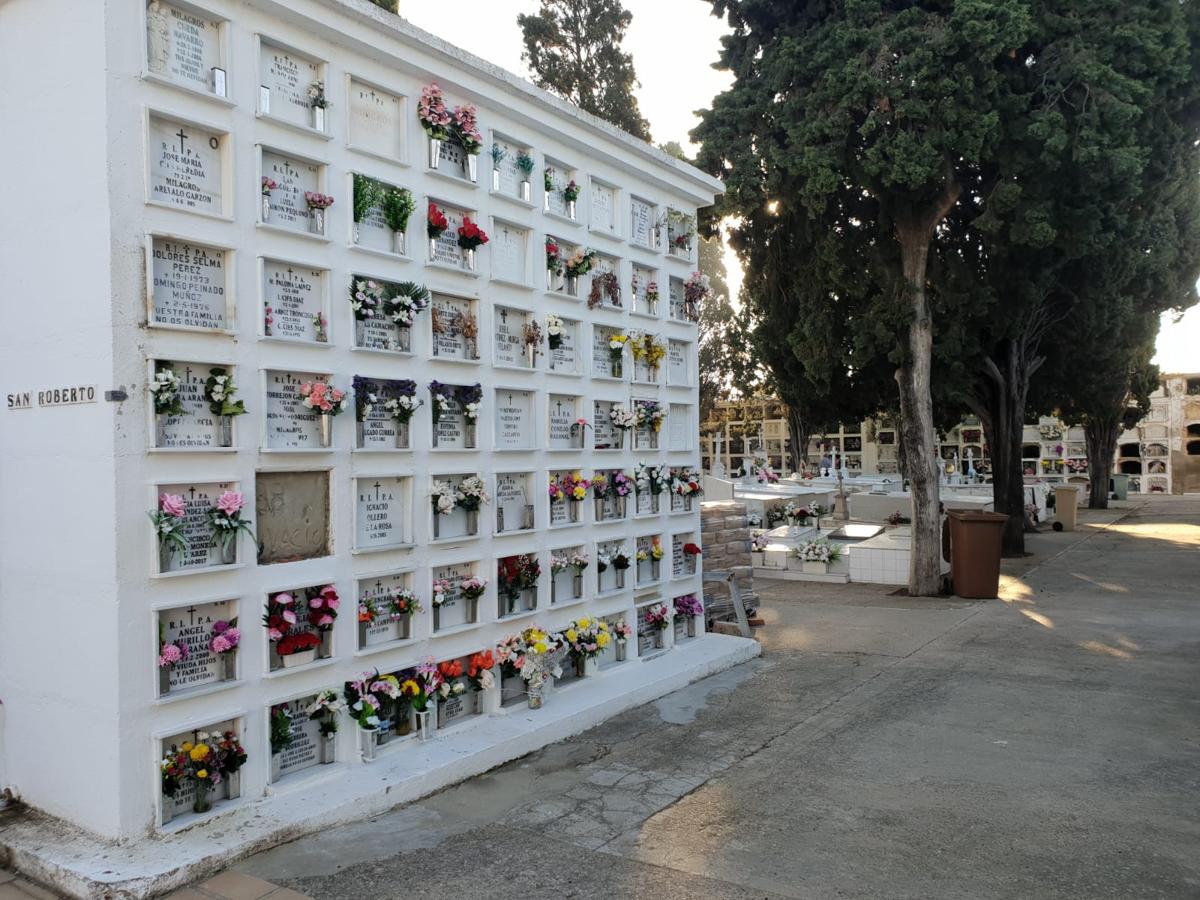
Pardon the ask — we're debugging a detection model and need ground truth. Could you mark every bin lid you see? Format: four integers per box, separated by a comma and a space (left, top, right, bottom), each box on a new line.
946, 509, 1009, 523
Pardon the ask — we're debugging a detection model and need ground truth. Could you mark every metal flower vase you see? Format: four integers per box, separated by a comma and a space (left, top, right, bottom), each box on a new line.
220, 653, 236, 681
192, 780, 212, 814
261, 195, 271, 223
217, 416, 233, 447
466, 153, 479, 183
416, 707, 434, 741
428, 137, 442, 169
527, 682, 544, 710
220, 536, 236, 565
360, 727, 378, 762
319, 734, 335, 764
310, 208, 325, 235
394, 230, 407, 255
573, 572, 584, 598
312, 105, 325, 131
616, 642, 627, 662
158, 666, 171, 696
318, 415, 332, 447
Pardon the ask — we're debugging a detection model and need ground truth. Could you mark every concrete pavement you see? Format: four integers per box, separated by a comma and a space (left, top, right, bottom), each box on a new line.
224, 497, 1200, 899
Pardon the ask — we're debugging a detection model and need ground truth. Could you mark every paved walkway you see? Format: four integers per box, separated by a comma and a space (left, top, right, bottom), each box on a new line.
14, 498, 1197, 898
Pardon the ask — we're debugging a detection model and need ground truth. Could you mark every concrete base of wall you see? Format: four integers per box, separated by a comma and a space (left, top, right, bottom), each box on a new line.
0, 634, 760, 900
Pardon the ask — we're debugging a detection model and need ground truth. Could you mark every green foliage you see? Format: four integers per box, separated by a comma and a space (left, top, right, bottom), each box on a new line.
379, 187, 415, 233
352, 174, 383, 223
518, 0, 651, 140
363, 0, 397, 13
269, 707, 294, 755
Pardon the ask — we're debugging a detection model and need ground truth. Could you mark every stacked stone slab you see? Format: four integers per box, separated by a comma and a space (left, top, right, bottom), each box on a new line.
700, 500, 757, 617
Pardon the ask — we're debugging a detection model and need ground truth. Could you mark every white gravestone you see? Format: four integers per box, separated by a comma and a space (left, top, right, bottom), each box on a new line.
545, 165, 569, 217
494, 390, 534, 450
493, 308, 526, 368
357, 382, 404, 449
159, 598, 233, 691
159, 481, 235, 572
358, 572, 413, 647
263, 262, 324, 341
148, 116, 223, 214
264, 370, 324, 449
594, 470, 622, 521
669, 276, 686, 321
592, 401, 618, 450
548, 470, 571, 527
348, 81, 403, 159
672, 534, 686, 578
352, 183, 400, 254
597, 540, 624, 593
630, 197, 655, 249
432, 564, 470, 630
354, 477, 409, 551
548, 395, 579, 450
669, 404, 689, 451
494, 473, 532, 534
434, 396, 466, 450
549, 319, 578, 372
632, 264, 655, 315
592, 326, 619, 378
492, 223, 528, 285
431, 296, 474, 360
668, 341, 689, 385
161, 718, 236, 817
276, 695, 322, 780
590, 182, 617, 235
155, 361, 220, 449
259, 44, 320, 128
430, 206, 466, 267
146, 1, 221, 93
492, 139, 523, 197
262, 152, 319, 232
150, 238, 227, 330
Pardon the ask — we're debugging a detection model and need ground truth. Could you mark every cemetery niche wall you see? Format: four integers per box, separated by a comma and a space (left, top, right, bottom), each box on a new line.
0, 0, 723, 846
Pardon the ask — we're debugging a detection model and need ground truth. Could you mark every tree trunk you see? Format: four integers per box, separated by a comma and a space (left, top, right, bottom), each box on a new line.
1084, 417, 1120, 509
894, 226, 942, 597
786, 407, 808, 475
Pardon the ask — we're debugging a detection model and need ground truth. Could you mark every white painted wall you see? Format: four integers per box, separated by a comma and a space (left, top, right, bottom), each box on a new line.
1, 0, 720, 839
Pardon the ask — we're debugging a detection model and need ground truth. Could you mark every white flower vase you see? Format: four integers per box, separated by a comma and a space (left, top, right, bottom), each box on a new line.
428, 137, 442, 169
567, 199, 577, 220
479, 679, 501, 715
281, 648, 316, 668
416, 705, 435, 741
360, 727, 378, 762
225, 770, 241, 800
158, 666, 171, 696
352, 221, 361, 244
462, 247, 476, 271
616, 642, 627, 662
801, 560, 828, 575
319, 734, 335, 764
520, 180, 531, 202
217, 416, 233, 447
270, 752, 282, 783
566, 274, 578, 295
526, 344, 537, 368
394, 230, 407, 255
310, 208, 325, 235
573, 573, 584, 598
492, 168, 502, 191
527, 681, 544, 709
261, 194, 271, 222
654, 630, 666, 650
160, 795, 174, 826
467, 153, 478, 182
312, 105, 325, 131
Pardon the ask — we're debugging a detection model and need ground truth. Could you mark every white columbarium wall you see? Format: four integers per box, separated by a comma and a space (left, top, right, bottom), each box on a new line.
1, 0, 724, 841
0, 0, 125, 836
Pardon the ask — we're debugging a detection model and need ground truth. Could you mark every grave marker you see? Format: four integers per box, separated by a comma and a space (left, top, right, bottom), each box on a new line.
348, 80, 402, 159
354, 477, 408, 551
255, 470, 330, 564
148, 116, 223, 214
263, 262, 323, 341
150, 238, 228, 330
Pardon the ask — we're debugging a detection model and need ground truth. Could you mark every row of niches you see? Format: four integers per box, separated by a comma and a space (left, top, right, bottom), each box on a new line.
149, 467, 703, 575
147, 249, 700, 367
150, 363, 696, 453
144, 45, 698, 258
156, 542, 703, 698
156, 590, 704, 830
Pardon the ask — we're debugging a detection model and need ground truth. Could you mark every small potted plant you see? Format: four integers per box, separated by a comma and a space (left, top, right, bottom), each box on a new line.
456, 216, 489, 271
429, 480, 458, 539
306, 690, 344, 764
160, 749, 186, 824
304, 191, 335, 235
613, 620, 634, 661
516, 149, 534, 201
344, 670, 385, 760
269, 704, 293, 782
381, 186, 416, 255
673, 594, 704, 638
612, 549, 631, 589
467, 650, 496, 714
490, 142, 506, 191
149, 362, 184, 446
564, 616, 611, 678
208, 619, 240, 681
607, 333, 629, 379
646, 603, 671, 649
522, 320, 543, 368
149, 492, 187, 573
307, 80, 328, 131
427, 202, 449, 257
306, 584, 340, 658
436, 660, 468, 727
457, 384, 483, 448
157, 632, 189, 696
277, 630, 320, 668
206, 490, 253, 565
570, 417, 589, 449
418, 82, 452, 169
215, 730, 246, 800
351, 173, 381, 244
298, 379, 348, 447
563, 178, 580, 219
203, 367, 245, 447
184, 739, 221, 814
564, 247, 595, 295
260, 176, 277, 222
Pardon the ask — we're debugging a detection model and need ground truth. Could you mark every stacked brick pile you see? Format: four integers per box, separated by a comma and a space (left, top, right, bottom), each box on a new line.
700, 500, 757, 618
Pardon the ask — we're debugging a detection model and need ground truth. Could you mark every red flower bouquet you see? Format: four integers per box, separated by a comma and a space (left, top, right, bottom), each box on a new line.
277, 631, 320, 657
427, 202, 449, 239
456, 216, 489, 250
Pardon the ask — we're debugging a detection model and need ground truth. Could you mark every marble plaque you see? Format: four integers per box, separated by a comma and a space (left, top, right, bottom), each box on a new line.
669, 404, 690, 451
495, 473, 532, 533
492, 138, 526, 196
545, 165, 569, 217
355, 477, 409, 551
670, 490, 686, 513
548, 471, 570, 527
160, 598, 233, 691
495, 390, 534, 450
148, 115, 223, 214
636, 536, 658, 585
549, 319, 578, 373
355, 196, 397, 253
161, 717, 237, 816
432, 564, 471, 630
437, 138, 472, 180
259, 43, 320, 127
256, 470, 330, 564
493, 307, 526, 368
632, 265, 655, 315
262, 151, 319, 232
438, 675, 472, 726
146, 1, 221, 92
672, 534, 686, 578
669, 277, 686, 321
151, 238, 227, 330
358, 572, 413, 647
594, 471, 621, 521
548, 395, 578, 449
635, 488, 654, 517
597, 540, 624, 593
357, 386, 402, 449
431, 296, 474, 360
359, 316, 412, 353
636, 604, 658, 655
590, 182, 617, 235
668, 341, 689, 384
276, 695, 322, 780
158, 481, 234, 572
434, 397, 466, 449
154, 362, 221, 449
264, 370, 325, 449
492, 222, 528, 285
348, 80, 403, 158
430, 206, 466, 267
592, 401, 618, 450
592, 327, 618, 378
263, 261, 324, 341
630, 198, 655, 248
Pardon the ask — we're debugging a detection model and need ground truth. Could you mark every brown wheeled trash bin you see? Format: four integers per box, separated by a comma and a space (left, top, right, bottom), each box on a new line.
1053, 485, 1079, 531
947, 510, 1009, 599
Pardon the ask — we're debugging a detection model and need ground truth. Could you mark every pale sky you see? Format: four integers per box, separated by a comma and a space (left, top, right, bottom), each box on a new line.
401, 0, 1197, 374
